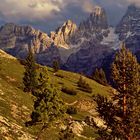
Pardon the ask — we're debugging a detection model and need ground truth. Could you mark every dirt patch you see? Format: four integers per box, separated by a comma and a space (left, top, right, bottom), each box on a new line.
0, 115, 35, 140
6, 76, 17, 82
76, 99, 95, 112
10, 103, 21, 119
0, 89, 4, 95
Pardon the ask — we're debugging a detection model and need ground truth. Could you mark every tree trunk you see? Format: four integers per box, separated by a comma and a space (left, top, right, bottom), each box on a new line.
127, 136, 133, 140
123, 82, 127, 117
123, 94, 127, 117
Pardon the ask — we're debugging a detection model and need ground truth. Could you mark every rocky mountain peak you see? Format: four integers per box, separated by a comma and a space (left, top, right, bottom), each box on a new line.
0, 23, 35, 36
0, 23, 55, 61
116, 4, 140, 40
69, 6, 109, 45
91, 6, 103, 16
127, 4, 138, 12
115, 4, 140, 57
50, 20, 77, 49
79, 6, 108, 32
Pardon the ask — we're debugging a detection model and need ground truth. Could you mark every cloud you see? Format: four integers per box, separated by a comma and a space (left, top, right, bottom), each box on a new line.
0, 0, 64, 21
0, 0, 96, 22
71, 0, 95, 13
2, 0, 140, 32
127, 0, 140, 6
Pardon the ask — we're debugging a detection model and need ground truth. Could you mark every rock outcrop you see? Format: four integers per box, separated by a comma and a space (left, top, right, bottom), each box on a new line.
0, 21, 78, 66
65, 39, 113, 75
116, 4, 140, 58
50, 20, 77, 49
0, 23, 52, 54
64, 6, 113, 75
0, 23, 62, 66
4, 5, 140, 75
70, 6, 109, 45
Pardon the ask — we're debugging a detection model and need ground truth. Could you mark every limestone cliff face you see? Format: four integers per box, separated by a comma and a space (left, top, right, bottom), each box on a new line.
0, 23, 62, 66
79, 6, 108, 33
65, 38, 113, 75
1, 4, 139, 75
0, 5, 113, 72
0, 23, 52, 58
70, 6, 109, 45
50, 20, 77, 49
0, 21, 78, 66
64, 6, 112, 74
116, 4, 140, 56
116, 5, 140, 41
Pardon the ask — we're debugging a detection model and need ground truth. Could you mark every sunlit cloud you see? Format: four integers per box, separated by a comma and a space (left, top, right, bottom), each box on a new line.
0, 0, 96, 22
0, 0, 140, 32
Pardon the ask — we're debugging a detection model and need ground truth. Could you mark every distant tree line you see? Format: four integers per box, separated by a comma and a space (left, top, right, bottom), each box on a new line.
92, 68, 108, 86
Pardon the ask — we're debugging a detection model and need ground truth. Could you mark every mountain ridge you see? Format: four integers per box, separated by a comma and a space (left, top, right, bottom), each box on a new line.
1, 4, 140, 75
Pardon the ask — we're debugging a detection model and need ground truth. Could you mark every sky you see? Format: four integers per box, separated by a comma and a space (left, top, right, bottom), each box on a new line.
0, 0, 140, 33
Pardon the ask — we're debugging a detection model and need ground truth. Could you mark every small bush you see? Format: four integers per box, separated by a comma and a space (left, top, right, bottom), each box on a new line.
79, 86, 92, 93
18, 59, 26, 65
55, 73, 64, 78
61, 87, 77, 95
77, 76, 92, 93
67, 106, 77, 114
58, 81, 64, 85
53, 60, 60, 72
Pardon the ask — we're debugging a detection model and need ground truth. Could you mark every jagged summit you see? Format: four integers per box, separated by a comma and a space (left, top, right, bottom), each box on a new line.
0, 23, 62, 66
115, 4, 140, 58
79, 6, 108, 31
127, 4, 140, 10
68, 6, 109, 45
50, 20, 77, 49
91, 6, 104, 16
116, 4, 140, 40
0, 23, 52, 52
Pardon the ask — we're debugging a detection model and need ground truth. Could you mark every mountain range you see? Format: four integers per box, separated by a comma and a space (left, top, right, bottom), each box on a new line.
0, 4, 140, 75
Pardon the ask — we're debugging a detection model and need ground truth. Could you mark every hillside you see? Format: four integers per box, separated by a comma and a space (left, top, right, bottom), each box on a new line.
0, 50, 112, 140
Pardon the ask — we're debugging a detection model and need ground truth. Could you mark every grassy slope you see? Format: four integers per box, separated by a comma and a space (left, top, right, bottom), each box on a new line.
0, 50, 112, 140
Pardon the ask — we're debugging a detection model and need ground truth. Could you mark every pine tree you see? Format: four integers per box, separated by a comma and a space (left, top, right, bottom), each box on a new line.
28, 68, 66, 139
92, 68, 108, 86
23, 49, 37, 93
93, 44, 140, 140
99, 68, 108, 85
53, 60, 60, 73
112, 44, 140, 118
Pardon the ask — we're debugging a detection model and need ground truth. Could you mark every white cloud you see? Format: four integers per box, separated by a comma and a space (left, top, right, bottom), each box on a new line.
0, 0, 64, 21
0, 0, 96, 22
127, 0, 140, 6
2, 0, 140, 30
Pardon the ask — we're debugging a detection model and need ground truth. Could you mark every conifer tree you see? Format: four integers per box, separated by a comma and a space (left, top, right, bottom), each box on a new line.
53, 60, 60, 73
23, 48, 37, 93
28, 68, 66, 139
92, 68, 108, 85
112, 44, 140, 118
92, 68, 100, 81
99, 68, 108, 85
93, 44, 140, 140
